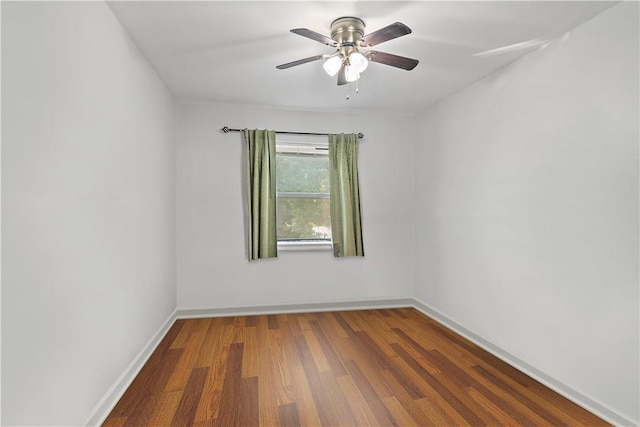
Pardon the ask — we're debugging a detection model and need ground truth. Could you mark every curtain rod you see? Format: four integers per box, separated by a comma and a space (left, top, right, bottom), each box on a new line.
220, 126, 364, 139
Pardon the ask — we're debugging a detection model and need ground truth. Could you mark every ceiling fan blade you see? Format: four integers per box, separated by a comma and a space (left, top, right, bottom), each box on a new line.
290, 28, 338, 47
359, 22, 412, 47
365, 51, 419, 70
472, 39, 547, 57
276, 55, 324, 70
337, 65, 348, 85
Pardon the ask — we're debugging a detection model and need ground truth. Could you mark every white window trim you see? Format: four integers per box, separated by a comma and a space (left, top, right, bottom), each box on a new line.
277, 240, 333, 252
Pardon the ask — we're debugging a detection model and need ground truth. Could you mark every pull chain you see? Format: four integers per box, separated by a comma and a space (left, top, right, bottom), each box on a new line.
346, 80, 361, 100
345, 79, 360, 100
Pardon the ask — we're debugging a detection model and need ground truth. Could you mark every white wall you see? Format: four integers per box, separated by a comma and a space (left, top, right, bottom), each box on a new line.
414, 2, 638, 423
1, 3, 176, 425
3, 1, 636, 425
177, 102, 415, 309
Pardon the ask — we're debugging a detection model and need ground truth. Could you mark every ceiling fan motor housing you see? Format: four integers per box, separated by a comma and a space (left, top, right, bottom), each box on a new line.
330, 17, 365, 45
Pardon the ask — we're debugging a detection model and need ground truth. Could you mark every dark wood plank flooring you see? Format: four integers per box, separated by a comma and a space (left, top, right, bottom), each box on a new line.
103, 308, 609, 426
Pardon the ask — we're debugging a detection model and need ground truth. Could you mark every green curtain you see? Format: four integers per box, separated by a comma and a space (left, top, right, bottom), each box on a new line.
243, 129, 277, 261
329, 133, 364, 257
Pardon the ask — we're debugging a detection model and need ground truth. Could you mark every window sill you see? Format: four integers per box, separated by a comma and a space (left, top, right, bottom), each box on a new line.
278, 241, 333, 252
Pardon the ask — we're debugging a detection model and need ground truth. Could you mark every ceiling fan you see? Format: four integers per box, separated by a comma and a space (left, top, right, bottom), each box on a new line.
276, 17, 419, 86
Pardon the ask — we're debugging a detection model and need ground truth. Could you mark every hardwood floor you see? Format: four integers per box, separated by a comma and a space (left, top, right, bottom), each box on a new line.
103, 308, 608, 426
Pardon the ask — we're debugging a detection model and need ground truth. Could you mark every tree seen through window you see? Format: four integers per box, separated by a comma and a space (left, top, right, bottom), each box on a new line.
276, 150, 331, 241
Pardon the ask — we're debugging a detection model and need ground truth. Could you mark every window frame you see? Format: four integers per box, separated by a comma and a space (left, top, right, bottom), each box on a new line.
275, 137, 332, 252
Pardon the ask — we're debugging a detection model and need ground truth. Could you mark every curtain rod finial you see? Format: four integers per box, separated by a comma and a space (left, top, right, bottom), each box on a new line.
357, 133, 364, 139
221, 126, 230, 133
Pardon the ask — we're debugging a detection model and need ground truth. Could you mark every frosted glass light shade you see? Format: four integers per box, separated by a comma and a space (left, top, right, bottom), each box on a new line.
345, 65, 360, 82
349, 52, 369, 73
323, 56, 342, 76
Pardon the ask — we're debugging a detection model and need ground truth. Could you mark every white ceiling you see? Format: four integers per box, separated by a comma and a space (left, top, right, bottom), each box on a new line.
108, 1, 615, 114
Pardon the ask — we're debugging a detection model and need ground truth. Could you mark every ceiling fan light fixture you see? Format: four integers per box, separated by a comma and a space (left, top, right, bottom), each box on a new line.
349, 51, 368, 73
344, 65, 360, 82
323, 56, 342, 76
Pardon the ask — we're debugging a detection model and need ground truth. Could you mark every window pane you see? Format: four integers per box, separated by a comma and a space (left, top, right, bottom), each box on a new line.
276, 154, 329, 193
277, 197, 331, 240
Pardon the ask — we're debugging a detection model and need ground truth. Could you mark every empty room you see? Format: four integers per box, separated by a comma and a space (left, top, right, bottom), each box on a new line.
1, 1, 638, 426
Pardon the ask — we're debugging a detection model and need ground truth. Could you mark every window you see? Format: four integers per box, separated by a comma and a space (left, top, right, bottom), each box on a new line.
276, 141, 331, 248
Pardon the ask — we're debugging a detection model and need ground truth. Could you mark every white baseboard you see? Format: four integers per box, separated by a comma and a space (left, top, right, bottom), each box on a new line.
82, 309, 178, 427
176, 296, 414, 319
411, 298, 638, 427
82, 298, 637, 427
